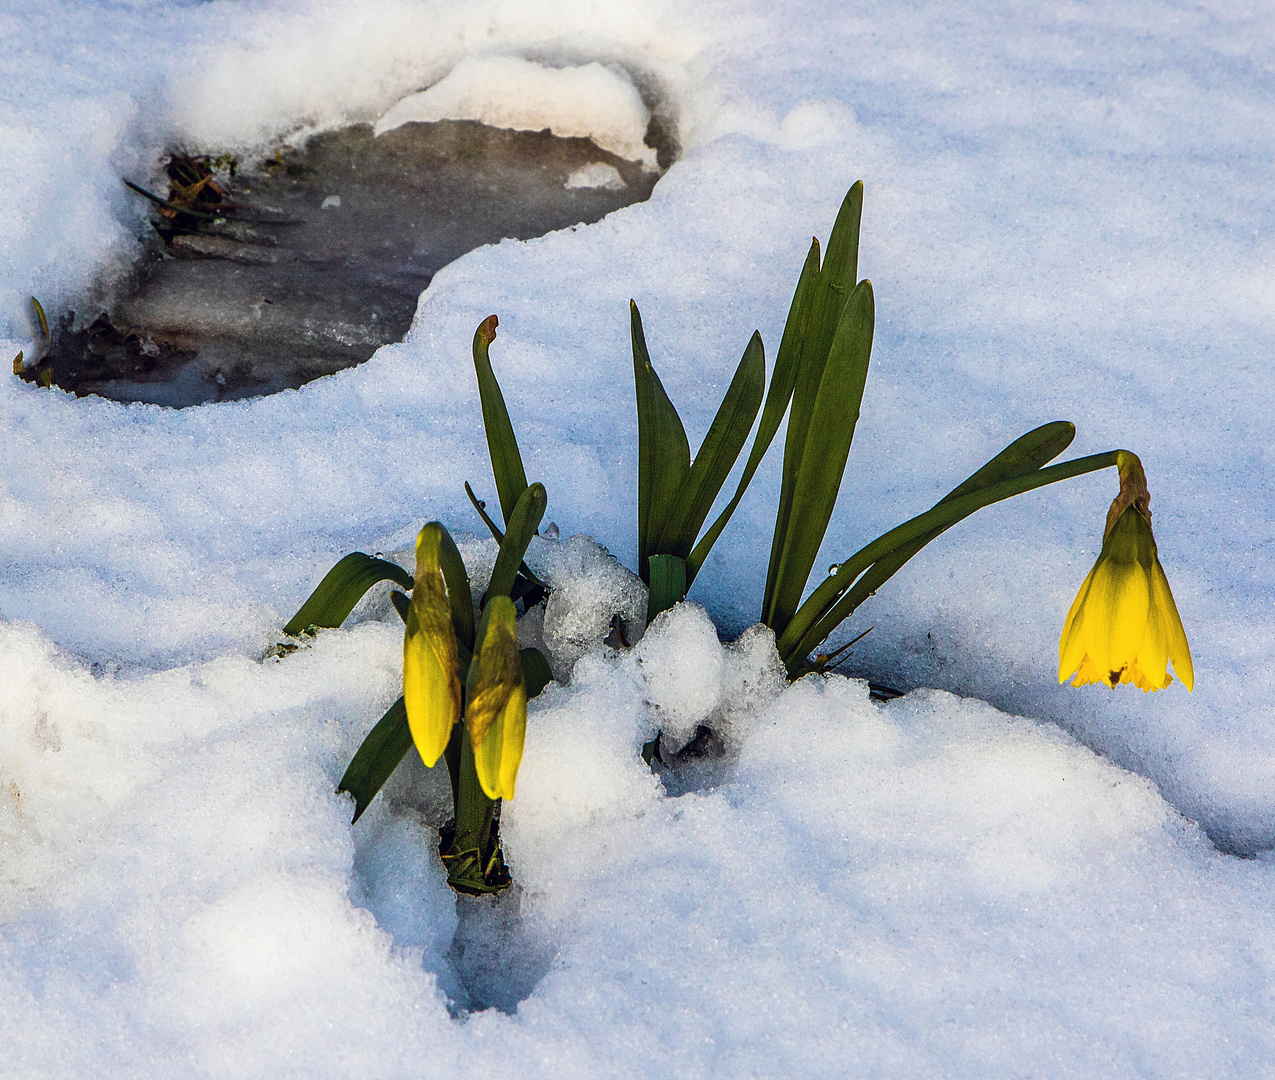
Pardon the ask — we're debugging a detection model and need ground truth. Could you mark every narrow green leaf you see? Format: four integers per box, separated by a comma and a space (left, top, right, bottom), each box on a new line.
778, 421, 1078, 662
940, 421, 1076, 507
520, 647, 553, 699
646, 553, 688, 623
337, 696, 412, 824
656, 332, 765, 560
779, 449, 1121, 672
390, 590, 410, 624
472, 315, 529, 527
465, 481, 547, 591
764, 278, 875, 638
687, 240, 820, 582
803, 184, 863, 386
487, 482, 547, 601
765, 185, 863, 613
284, 552, 414, 637
465, 479, 506, 543
632, 301, 691, 582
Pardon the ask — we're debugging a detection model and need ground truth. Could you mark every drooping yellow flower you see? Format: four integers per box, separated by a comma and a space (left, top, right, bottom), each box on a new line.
465, 596, 527, 801
1058, 452, 1193, 692
403, 524, 462, 766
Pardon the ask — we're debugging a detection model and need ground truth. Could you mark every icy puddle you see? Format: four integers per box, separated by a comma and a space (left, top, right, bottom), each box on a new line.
40, 120, 660, 407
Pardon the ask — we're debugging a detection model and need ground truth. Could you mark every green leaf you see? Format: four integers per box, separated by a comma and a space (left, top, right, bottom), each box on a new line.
472, 315, 529, 528
778, 421, 1077, 665
632, 301, 691, 582
778, 421, 1077, 663
763, 278, 875, 638
688, 240, 820, 583
487, 482, 547, 601
939, 421, 1077, 507
779, 445, 1118, 672
765, 185, 863, 613
464, 481, 547, 592
646, 553, 688, 623
803, 184, 863, 385
337, 696, 412, 824
520, 647, 553, 699
655, 332, 765, 563
283, 552, 414, 637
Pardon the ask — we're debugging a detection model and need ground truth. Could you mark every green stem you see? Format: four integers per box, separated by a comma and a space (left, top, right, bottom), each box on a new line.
443, 721, 464, 823
646, 554, 688, 623
454, 722, 496, 857
777, 450, 1121, 672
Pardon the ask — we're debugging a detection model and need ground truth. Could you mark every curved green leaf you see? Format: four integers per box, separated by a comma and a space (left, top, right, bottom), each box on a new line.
472, 315, 529, 528
520, 647, 553, 699
779, 448, 1120, 672
778, 421, 1078, 663
464, 481, 548, 594
284, 552, 414, 637
940, 421, 1076, 507
337, 696, 412, 824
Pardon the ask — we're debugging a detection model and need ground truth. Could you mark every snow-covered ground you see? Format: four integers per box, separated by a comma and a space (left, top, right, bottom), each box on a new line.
3, 0, 1274, 1074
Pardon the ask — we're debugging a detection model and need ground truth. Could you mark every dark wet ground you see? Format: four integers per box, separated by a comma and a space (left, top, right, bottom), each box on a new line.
44, 121, 659, 407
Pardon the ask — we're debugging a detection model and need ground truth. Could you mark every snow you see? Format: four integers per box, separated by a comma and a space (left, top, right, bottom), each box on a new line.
374, 57, 658, 167
3, 0, 1275, 1073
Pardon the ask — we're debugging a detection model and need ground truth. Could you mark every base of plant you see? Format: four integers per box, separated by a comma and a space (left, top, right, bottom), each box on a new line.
439, 818, 513, 896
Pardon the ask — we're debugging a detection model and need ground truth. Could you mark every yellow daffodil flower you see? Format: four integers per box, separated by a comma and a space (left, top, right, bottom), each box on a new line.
465, 596, 527, 801
1059, 452, 1193, 692
403, 524, 462, 765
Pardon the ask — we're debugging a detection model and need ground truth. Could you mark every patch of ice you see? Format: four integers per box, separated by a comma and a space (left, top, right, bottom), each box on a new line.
565, 163, 627, 191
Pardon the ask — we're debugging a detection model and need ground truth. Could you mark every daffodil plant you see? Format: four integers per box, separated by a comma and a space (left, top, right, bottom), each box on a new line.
630, 182, 1193, 689
281, 181, 1193, 897
281, 318, 552, 895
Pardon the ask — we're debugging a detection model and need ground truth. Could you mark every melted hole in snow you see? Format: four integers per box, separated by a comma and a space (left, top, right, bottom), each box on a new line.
351, 750, 556, 1016
44, 120, 664, 407
448, 887, 557, 1016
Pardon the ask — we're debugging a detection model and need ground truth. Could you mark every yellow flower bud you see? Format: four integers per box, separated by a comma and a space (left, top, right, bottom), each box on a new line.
1058, 453, 1193, 692
403, 524, 462, 766
465, 596, 527, 801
